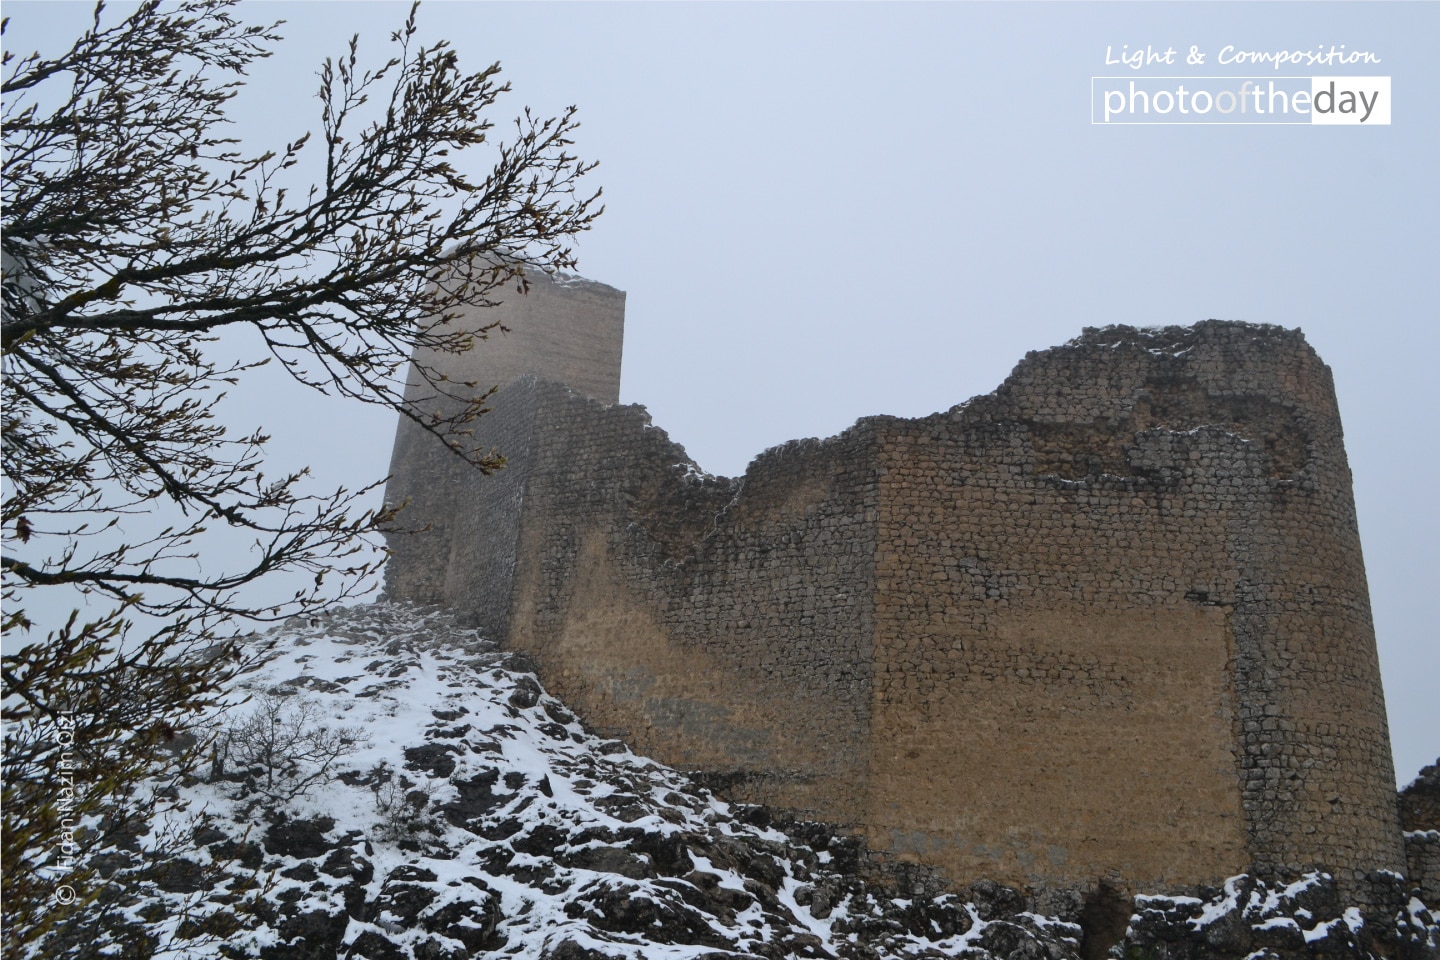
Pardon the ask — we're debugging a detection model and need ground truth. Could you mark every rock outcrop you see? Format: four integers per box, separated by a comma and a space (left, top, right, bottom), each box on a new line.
31, 605, 1437, 959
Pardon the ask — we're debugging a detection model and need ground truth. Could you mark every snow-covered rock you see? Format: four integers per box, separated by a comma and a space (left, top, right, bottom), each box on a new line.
34, 604, 1440, 960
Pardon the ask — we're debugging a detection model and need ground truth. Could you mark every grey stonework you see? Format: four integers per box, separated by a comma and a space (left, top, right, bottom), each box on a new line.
383, 270, 1405, 904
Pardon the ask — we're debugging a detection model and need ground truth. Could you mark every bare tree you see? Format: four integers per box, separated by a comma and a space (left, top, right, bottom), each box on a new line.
1, 1, 601, 954
212, 693, 366, 804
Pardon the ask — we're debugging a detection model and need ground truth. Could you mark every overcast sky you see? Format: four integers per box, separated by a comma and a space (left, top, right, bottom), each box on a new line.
6, 1, 1435, 786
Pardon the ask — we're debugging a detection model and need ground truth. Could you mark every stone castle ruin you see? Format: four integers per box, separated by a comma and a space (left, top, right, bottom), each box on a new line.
383, 268, 1407, 904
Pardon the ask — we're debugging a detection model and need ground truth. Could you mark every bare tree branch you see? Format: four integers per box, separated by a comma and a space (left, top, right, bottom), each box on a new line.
1, 2, 603, 954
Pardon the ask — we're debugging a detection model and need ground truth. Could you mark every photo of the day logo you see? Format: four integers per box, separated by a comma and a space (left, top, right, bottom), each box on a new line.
1091, 76, 1391, 125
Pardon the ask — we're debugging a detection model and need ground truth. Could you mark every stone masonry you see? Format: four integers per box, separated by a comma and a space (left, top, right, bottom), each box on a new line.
384, 268, 1406, 903
383, 270, 624, 631
1401, 763, 1440, 905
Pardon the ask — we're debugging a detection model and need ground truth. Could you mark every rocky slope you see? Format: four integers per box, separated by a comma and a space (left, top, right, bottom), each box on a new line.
37, 604, 1439, 960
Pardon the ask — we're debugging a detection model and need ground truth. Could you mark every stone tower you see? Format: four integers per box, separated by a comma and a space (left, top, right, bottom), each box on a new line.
384, 277, 1406, 903
383, 267, 625, 637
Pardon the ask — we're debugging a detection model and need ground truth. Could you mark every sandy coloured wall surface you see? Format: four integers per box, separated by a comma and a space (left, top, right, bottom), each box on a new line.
859, 325, 1401, 892
383, 273, 625, 632
384, 294, 1404, 898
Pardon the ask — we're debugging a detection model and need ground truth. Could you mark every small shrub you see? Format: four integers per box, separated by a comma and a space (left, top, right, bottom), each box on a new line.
211, 695, 366, 804
369, 762, 443, 845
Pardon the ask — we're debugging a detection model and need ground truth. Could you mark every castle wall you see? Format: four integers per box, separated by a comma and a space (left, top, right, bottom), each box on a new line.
383, 308, 1405, 899
1398, 757, 1439, 906
505, 381, 880, 824
868, 417, 1249, 889
859, 324, 1404, 893
1407, 832, 1440, 907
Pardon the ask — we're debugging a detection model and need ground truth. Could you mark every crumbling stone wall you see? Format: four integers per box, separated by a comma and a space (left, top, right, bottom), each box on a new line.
384, 288, 1405, 901
501, 383, 881, 825
1401, 762, 1440, 904
860, 324, 1401, 897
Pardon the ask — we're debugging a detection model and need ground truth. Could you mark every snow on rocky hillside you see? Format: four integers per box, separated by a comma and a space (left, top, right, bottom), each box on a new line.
38, 603, 1439, 960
